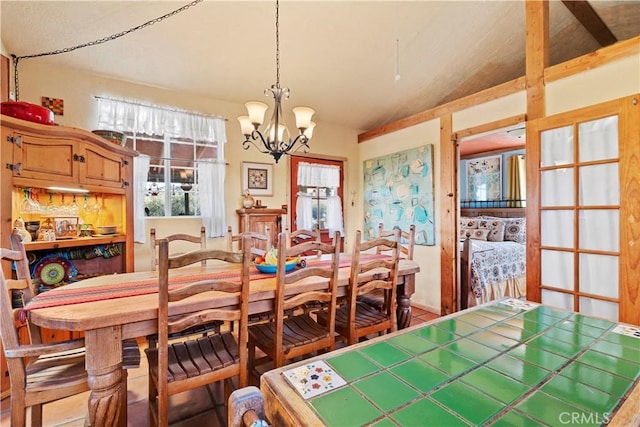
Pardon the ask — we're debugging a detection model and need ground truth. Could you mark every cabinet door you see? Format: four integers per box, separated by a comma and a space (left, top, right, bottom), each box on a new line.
11, 132, 78, 183
80, 143, 126, 188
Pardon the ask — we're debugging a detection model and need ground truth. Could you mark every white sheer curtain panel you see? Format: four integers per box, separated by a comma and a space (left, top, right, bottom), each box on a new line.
296, 192, 314, 230
96, 98, 226, 143
199, 161, 227, 238
296, 162, 344, 235
133, 155, 150, 243
297, 162, 341, 187
326, 195, 345, 237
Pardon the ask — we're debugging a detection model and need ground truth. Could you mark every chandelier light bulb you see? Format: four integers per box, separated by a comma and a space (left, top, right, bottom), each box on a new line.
237, 116, 254, 136
293, 107, 315, 131
245, 102, 268, 126
303, 121, 316, 139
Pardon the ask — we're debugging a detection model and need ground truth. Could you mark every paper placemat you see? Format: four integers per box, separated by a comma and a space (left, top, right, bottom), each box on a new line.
283, 360, 346, 399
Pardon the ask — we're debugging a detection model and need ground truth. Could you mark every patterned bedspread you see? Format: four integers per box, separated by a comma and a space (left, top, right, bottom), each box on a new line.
470, 240, 526, 298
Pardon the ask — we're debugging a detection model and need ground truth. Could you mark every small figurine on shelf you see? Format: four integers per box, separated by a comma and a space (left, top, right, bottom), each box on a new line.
13, 217, 32, 243
242, 189, 255, 209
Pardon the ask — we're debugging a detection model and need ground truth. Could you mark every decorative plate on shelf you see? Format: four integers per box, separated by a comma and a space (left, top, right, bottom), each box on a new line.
32, 256, 77, 286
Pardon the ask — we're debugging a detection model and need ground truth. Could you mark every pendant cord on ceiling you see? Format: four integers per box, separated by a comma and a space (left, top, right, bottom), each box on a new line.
10, 0, 203, 101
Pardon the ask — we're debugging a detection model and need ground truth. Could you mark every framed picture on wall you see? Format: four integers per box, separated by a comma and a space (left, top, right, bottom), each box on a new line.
466, 155, 502, 201
242, 161, 273, 196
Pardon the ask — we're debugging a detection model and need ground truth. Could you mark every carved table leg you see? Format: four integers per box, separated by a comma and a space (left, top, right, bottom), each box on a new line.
85, 326, 125, 427
396, 273, 415, 329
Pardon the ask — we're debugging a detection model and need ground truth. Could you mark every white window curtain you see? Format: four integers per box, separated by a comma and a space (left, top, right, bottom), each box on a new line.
297, 162, 344, 236
96, 97, 227, 234
198, 161, 227, 238
133, 155, 151, 243
96, 97, 226, 143
296, 192, 314, 230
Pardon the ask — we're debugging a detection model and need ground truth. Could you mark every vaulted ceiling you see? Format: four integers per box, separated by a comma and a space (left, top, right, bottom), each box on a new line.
1, 1, 639, 134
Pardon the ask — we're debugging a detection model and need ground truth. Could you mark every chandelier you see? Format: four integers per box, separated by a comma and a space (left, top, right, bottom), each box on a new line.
237, 0, 315, 163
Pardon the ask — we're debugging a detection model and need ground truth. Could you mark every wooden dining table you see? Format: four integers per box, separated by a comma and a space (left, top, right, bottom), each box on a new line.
25, 255, 419, 427
260, 298, 640, 426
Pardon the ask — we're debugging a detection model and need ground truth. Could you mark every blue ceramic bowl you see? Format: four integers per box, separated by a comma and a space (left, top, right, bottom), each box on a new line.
255, 261, 297, 273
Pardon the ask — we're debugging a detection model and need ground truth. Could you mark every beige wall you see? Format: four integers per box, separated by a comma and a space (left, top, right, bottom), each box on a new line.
10, 60, 360, 272
357, 119, 441, 312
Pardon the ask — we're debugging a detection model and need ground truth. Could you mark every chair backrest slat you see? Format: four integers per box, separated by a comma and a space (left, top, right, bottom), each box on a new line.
227, 226, 271, 258
150, 226, 206, 270
377, 223, 415, 260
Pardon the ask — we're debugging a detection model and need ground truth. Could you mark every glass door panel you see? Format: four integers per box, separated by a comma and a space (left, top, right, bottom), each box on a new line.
578, 209, 619, 252
578, 164, 619, 205
541, 210, 573, 248
578, 116, 618, 162
541, 250, 573, 290
579, 253, 618, 298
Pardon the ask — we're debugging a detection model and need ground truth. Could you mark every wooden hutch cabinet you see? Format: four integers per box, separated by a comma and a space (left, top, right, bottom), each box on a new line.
236, 208, 286, 251
0, 114, 137, 397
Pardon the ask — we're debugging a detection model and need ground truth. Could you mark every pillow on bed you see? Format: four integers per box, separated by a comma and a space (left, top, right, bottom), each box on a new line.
459, 228, 490, 241
478, 219, 505, 242
459, 217, 479, 229
503, 218, 526, 243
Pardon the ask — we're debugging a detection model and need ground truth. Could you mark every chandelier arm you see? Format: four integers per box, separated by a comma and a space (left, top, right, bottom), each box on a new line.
242, 132, 272, 155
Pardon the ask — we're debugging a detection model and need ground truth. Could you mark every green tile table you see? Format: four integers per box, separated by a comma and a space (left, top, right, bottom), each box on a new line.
260, 299, 640, 426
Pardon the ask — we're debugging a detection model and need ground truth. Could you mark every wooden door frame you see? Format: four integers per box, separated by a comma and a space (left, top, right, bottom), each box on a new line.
288, 154, 346, 251
444, 115, 527, 314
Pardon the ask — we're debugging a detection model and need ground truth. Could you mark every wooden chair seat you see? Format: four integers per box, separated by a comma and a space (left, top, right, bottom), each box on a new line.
249, 314, 330, 353
24, 347, 86, 389
146, 331, 239, 383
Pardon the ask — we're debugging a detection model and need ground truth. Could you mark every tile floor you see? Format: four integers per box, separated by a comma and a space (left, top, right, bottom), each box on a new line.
0, 306, 439, 427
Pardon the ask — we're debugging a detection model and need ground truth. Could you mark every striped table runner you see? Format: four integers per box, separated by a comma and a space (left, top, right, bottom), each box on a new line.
24, 254, 389, 312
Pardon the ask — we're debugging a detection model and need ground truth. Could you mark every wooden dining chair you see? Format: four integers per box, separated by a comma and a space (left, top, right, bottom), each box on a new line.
227, 225, 271, 258
248, 231, 340, 372
2, 232, 140, 426
377, 223, 415, 260
318, 229, 401, 345
287, 225, 322, 258
150, 225, 206, 271
145, 235, 252, 427
358, 224, 416, 312
1, 234, 88, 427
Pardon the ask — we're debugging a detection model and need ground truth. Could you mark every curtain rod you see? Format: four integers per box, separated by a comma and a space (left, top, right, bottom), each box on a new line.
94, 95, 227, 121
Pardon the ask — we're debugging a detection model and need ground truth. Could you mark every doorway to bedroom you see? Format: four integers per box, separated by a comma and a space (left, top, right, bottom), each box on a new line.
455, 120, 527, 310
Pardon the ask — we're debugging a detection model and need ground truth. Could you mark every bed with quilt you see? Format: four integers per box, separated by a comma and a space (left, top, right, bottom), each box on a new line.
460, 214, 526, 308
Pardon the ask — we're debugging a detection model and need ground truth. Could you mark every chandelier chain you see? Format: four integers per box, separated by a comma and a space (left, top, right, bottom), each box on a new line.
10, 0, 203, 100
275, 0, 280, 87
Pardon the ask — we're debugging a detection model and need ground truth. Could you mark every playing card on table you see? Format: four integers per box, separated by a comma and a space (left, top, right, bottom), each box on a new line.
498, 298, 538, 311
283, 360, 347, 399
612, 324, 640, 339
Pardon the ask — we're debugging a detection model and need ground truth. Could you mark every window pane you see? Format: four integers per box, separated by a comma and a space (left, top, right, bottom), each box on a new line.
541, 126, 573, 167
541, 169, 574, 207
541, 289, 573, 311
578, 297, 618, 322
579, 253, 618, 298
541, 250, 573, 290
541, 210, 573, 248
579, 209, 619, 252
578, 116, 618, 162
578, 163, 619, 206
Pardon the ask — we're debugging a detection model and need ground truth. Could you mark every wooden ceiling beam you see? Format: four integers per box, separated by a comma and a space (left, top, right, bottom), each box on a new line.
561, 0, 617, 47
